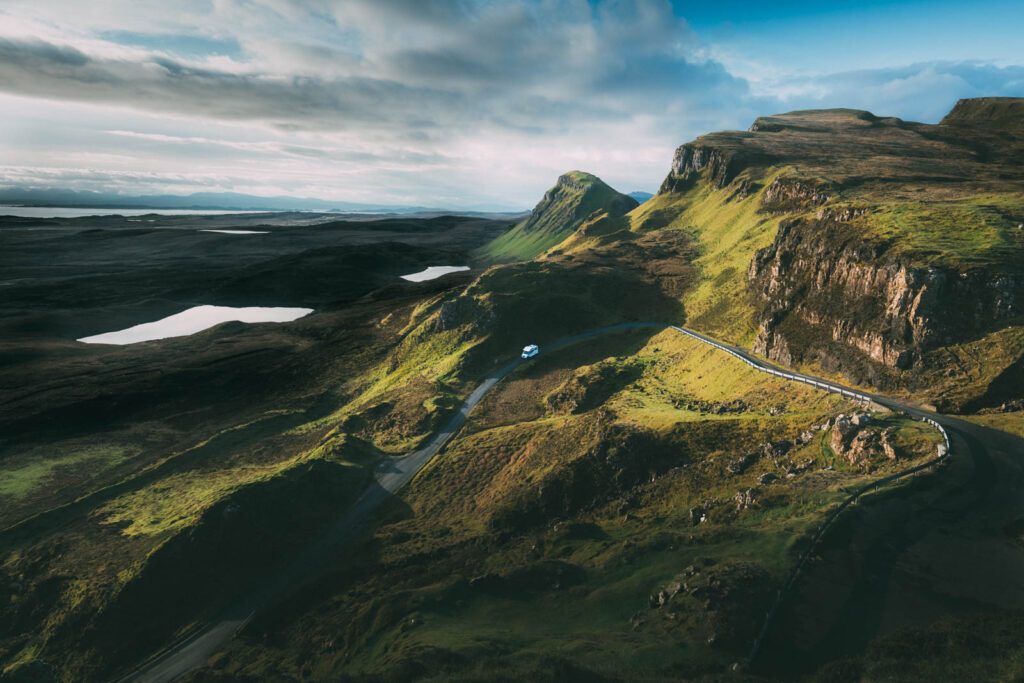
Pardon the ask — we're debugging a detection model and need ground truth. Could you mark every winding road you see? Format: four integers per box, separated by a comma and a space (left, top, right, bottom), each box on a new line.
117, 321, 1024, 682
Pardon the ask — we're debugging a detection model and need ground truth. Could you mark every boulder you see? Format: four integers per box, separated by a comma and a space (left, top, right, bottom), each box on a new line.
734, 488, 758, 511
689, 506, 706, 526
726, 452, 759, 475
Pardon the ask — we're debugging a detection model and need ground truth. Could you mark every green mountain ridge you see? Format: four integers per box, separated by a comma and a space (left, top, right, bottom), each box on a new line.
481, 170, 638, 261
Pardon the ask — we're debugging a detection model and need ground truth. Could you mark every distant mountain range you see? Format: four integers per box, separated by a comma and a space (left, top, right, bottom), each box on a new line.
0, 188, 524, 214
628, 191, 654, 203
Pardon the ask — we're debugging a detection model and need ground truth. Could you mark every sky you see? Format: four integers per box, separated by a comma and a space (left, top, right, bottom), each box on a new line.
0, 0, 1021, 210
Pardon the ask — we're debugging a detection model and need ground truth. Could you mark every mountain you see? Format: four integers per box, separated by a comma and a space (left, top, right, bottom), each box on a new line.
481, 170, 638, 261
628, 190, 654, 203
625, 99, 1024, 411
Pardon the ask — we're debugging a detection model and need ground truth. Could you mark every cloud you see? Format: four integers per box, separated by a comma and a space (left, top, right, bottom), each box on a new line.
0, 1, 734, 139
0, 1, 1020, 208
804, 61, 1024, 122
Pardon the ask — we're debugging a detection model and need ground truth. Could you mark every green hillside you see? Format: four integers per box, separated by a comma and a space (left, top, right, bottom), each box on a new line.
481, 170, 638, 261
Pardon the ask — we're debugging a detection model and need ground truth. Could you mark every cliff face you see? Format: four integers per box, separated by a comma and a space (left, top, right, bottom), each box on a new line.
645, 98, 1024, 406
659, 143, 769, 193
748, 214, 1023, 375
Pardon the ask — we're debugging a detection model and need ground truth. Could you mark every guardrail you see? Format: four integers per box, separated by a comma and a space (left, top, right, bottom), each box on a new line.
667, 325, 951, 455
664, 325, 951, 669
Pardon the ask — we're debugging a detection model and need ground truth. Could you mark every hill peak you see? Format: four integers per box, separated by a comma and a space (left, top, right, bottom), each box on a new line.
482, 170, 637, 261
940, 97, 1024, 131
557, 170, 601, 186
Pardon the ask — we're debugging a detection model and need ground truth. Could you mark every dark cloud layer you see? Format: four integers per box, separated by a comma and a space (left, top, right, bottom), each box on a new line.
0, 1, 741, 140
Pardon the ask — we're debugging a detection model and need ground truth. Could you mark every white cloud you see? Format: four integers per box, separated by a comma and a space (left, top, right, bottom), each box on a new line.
0, 1, 1019, 208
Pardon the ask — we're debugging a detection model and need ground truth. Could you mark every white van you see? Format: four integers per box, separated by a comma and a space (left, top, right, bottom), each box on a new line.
521, 344, 539, 359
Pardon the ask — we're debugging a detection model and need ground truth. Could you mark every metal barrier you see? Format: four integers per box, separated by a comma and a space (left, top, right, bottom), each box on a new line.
662, 324, 952, 668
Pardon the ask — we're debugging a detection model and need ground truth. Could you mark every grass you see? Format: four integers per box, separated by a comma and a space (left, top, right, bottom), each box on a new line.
213, 326, 948, 680
481, 171, 636, 262
959, 412, 1024, 438
627, 170, 788, 345
829, 610, 1024, 682
96, 464, 280, 537
922, 325, 1024, 411
482, 223, 570, 262
861, 195, 1024, 271
0, 444, 134, 500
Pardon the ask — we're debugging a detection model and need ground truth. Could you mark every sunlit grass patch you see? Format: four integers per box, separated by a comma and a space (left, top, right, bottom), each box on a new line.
96, 464, 278, 537
959, 412, 1024, 439
862, 194, 1024, 270
628, 171, 788, 344
0, 445, 134, 500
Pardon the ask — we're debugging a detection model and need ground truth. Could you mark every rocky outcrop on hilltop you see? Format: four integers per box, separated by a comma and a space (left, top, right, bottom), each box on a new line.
748, 216, 1023, 374
827, 413, 898, 465
940, 97, 1024, 132
659, 143, 769, 193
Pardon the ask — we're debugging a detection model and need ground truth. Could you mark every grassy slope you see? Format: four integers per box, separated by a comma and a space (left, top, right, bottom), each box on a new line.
625, 170, 786, 345
959, 412, 1024, 439
213, 329, 942, 681
317, 232, 689, 453
482, 171, 637, 262
861, 194, 1024, 272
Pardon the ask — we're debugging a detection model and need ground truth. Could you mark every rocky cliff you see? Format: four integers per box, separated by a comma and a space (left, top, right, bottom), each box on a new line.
658, 143, 769, 192
749, 214, 1023, 374
647, 98, 1024, 407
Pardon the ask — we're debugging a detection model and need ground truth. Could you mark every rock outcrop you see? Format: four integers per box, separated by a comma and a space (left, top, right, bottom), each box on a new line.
659, 143, 769, 193
760, 177, 832, 212
749, 216, 1023, 372
826, 413, 898, 465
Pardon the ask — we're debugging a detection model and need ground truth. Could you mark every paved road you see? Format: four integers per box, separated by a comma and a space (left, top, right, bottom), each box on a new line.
116, 322, 663, 682
117, 321, 1018, 682
751, 412, 1024, 676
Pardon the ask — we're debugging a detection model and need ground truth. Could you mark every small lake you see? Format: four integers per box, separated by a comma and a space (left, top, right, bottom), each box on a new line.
78, 305, 313, 345
401, 266, 470, 282
198, 229, 270, 235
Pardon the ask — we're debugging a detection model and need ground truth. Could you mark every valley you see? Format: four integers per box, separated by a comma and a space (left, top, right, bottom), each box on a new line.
2, 98, 1023, 683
